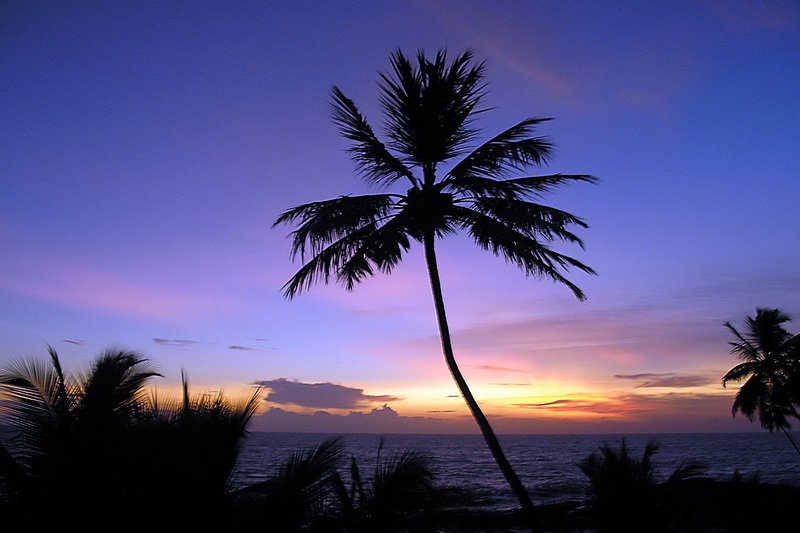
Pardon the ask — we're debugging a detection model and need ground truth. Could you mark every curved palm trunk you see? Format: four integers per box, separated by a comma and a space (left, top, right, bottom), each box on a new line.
423, 235, 540, 533
781, 427, 800, 457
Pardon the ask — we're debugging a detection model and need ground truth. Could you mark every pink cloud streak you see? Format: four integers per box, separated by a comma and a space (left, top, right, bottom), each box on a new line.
702, 0, 800, 32
0, 257, 228, 321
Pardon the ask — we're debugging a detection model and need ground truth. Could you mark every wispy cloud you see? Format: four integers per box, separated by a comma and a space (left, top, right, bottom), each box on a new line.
153, 338, 200, 347
521, 399, 574, 408
422, 0, 707, 114
62, 339, 85, 345
0, 253, 228, 321
228, 345, 258, 351
258, 378, 400, 410
476, 365, 528, 374
615, 373, 714, 388
702, 0, 800, 32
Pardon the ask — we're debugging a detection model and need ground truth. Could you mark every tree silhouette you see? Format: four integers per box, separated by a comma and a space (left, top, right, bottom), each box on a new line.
579, 440, 705, 533
0, 347, 260, 528
722, 308, 800, 455
275, 49, 595, 532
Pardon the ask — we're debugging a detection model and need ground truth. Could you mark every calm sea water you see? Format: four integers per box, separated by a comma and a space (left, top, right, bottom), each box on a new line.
233, 432, 800, 510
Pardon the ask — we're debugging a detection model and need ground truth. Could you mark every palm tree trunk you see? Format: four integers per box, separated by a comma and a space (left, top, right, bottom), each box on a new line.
423, 235, 540, 533
781, 427, 800, 457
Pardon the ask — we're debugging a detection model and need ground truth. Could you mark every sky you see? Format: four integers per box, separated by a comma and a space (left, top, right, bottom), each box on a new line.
2, 0, 799, 434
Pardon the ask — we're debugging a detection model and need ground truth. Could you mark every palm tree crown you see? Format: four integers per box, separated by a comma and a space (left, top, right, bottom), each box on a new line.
275, 49, 595, 299
722, 308, 800, 432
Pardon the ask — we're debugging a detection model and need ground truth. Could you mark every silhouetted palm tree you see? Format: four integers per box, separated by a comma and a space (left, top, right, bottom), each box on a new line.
0, 347, 260, 528
233, 437, 344, 531
274, 49, 595, 532
579, 440, 705, 533
329, 444, 445, 532
0, 346, 160, 523
722, 308, 800, 455
138, 372, 262, 526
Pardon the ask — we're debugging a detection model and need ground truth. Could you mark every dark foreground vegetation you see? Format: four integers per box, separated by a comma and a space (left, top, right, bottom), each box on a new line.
1, 348, 799, 532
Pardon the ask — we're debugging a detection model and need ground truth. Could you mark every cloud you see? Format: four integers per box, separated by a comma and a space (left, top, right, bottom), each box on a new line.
228, 345, 257, 351
0, 253, 228, 321
257, 378, 399, 410
615, 373, 714, 388
702, 0, 800, 32
249, 392, 756, 434
520, 399, 574, 408
153, 338, 200, 347
250, 405, 469, 433
476, 365, 528, 373
62, 339, 85, 345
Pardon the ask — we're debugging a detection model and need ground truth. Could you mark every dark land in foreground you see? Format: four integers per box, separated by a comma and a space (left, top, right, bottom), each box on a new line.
2, 349, 800, 532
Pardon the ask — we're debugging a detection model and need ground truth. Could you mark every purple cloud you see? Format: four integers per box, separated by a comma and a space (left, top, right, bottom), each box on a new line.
257, 378, 399, 409
153, 338, 200, 347
615, 373, 713, 388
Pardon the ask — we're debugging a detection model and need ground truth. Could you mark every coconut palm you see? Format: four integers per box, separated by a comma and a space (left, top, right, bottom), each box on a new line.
274, 49, 595, 532
722, 308, 800, 455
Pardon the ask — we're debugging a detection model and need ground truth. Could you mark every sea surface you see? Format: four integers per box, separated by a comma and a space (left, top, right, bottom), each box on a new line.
232, 432, 800, 510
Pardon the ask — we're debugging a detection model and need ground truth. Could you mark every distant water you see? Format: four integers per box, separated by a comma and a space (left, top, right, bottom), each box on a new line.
233, 432, 800, 510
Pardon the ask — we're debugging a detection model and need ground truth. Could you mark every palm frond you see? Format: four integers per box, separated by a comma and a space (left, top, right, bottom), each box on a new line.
505, 173, 599, 195
46, 346, 72, 419
336, 214, 412, 290
263, 438, 343, 526
331, 87, 416, 187
731, 375, 768, 421
76, 349, 160, 427
444, 172, 596, 200
447, 118, 554, 181
379, 49, 487, 166
280, 222, 384, 298
275, 194, 398, 260
722, 362, 757, 385
0, 356, 75, 453
454, 206, 595, 300
725, 322, 762, 362
469, 196, 589, 246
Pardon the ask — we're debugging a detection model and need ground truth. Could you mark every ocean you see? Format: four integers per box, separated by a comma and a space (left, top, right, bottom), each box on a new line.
233, 432, 800, 510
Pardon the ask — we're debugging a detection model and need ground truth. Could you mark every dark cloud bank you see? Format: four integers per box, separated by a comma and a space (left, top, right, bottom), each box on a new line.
258, 378, 399, 410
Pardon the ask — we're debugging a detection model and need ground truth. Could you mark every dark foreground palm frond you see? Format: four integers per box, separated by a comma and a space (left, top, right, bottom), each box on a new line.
580, 440, 706, 533
75, 348, 161, 430
0, 348, 261, 530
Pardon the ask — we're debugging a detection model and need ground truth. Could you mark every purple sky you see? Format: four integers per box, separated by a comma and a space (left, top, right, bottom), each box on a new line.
2, 0, 799, 433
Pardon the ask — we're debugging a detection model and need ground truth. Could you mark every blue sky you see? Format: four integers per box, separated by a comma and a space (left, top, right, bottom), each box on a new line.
2, 0, 799, 433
